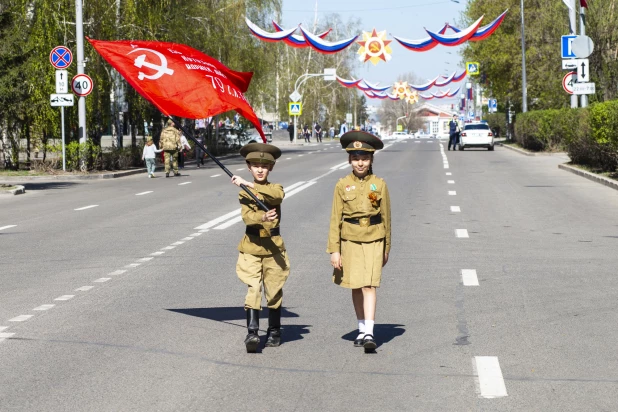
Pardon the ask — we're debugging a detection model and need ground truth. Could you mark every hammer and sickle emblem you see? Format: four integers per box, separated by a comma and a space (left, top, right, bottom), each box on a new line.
128, 48, 174, 81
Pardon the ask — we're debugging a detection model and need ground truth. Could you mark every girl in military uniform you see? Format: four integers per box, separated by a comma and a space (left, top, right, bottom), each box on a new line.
231, 143, 290, 353
327, 131, 391, 352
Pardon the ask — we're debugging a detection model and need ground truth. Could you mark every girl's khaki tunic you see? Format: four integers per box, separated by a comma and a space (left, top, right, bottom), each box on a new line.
327, 173, 391, 288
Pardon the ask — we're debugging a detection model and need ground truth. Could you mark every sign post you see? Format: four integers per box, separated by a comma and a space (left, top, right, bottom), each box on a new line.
50, 47, 73, 171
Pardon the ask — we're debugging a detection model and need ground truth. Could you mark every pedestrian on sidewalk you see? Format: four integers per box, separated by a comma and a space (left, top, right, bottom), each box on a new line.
327, 131, 391, 353
141, 136, 163, 178
287, 124, 294, 142
178, 132, 191, 169
303, 124, 311, 143
314, 123, 323, 143
159, 119, 181, 177
195, 135, 207, 168
231, 143, 290, 353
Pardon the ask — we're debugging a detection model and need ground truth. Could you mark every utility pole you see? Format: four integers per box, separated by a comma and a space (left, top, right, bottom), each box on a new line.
567, 0, 578, 109
520, 0, 528, 112
75, 0, 87, 143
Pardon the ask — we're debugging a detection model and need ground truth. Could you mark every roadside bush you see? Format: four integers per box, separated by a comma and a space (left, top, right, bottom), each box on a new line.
100, 146, 141, 170
485, 113, 507, 138
515, 101, 618, 172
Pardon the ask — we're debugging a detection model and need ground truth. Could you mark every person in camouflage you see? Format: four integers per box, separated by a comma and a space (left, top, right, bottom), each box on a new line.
159, 119, 181, 177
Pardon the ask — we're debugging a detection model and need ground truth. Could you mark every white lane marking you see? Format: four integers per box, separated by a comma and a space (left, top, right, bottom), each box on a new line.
199, 229, 210, 233
0, 332, 15, 343
286, 157, 292, 160
338, 164, 350, 170
0, 326, 8, 332
456, 229, 469, 238
181, 237, 194, 241
446, 172, 452, 176
448, 180, 455, 184
195, 210, 241, 230
75, 286, 94, 292
109, 270, 127, 276
151, 251, 165, 256
461, 269, 479, 286
330, 161, 349, 170
236, 168, 244, 171
444, 165, 449, 169
308, 152, 314, 154
74, 205, 98, 211
178, 182, 192, 185
137, 257, 154, 262
54, 295, 74, 301
298, 155, 304, 157
0, 225, 17, 231
451, 206, 461, 213
125, 263, 141, 268
210, 174, 222, 178
9, 315, 33, 322
94, 278, 111, 283
323, 148, 328, 151
136, 191, 153, 196
474, 356, 508, 398
162, 246, 176, 250
33, 304, 55, 311
214, 216, 243, 230
189, 232, 203, 237
285, 181, 306, 191
171, 241, 185, 246
285, 181, 318, 199
448, 191, 457, 195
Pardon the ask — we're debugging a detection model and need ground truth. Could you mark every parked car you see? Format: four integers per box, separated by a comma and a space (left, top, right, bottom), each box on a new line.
459, 122, 494, 151
390, 131, 411, 139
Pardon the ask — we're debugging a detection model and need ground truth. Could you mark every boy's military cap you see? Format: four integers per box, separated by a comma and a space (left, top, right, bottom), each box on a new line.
240, 143, 282, 165
340, 130, 384, 153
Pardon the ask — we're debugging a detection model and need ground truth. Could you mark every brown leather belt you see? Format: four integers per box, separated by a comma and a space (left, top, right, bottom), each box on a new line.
344, 214, 382, 228
246, 226, 280, 237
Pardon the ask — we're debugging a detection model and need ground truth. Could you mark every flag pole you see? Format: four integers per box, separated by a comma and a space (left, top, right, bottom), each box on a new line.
170, 117, 270, 212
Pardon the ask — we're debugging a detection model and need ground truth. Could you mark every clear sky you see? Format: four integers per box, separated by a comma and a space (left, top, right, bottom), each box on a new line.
279, 0, 469, 105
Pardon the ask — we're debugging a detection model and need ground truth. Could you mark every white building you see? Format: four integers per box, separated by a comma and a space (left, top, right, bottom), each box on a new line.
413, 103, 458, 139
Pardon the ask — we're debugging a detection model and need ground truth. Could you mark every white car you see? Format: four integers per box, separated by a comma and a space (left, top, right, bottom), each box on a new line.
390, 131, 410, 139
459, 123, 494, 151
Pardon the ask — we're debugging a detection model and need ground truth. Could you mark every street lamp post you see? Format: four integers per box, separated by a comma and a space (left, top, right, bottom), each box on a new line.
520, 0, 528, 113
396, 115, 406, 133
290, 69, 336, 143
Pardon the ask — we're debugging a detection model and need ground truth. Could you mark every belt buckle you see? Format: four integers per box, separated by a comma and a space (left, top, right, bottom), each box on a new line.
259, 228, 270, 237
359, 217, 370, 228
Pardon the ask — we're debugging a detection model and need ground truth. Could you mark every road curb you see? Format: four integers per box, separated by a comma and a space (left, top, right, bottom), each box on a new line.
497, 142, 568, 157
558, 163, 618, 191
0, 184, 25, 195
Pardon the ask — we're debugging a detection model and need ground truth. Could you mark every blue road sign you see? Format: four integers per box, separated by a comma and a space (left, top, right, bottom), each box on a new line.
561, 35, 577, 59
50, 46, 73, 69
488, 99, 497, 111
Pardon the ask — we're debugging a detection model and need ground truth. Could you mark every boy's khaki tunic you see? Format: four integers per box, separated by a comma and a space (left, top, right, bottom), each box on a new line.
236, 183, 290, 310
327, 173, 391, 288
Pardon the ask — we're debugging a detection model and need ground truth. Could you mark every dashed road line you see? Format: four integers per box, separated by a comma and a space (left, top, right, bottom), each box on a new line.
171, 241, 185, 246
94, 278, 111, 283
178, 182, 192, 185
0, 332, 15, 343
151, 251, 165, 256
137, 257, 154, 262
0, 225, 17, 231
33, 304, 55, 311
189, 232, 203, 237
449, 191, 457, 195
451, 206, 461, 213
75, 286, 94, 292
181, 237, 194, 241
9, 315, 33, 322
108, 270, 127, 276
74, 205, 98, 211
236, 168, 244, 171
210, 174, 221, 178
448, 180, 455, 184
125, 263, 141, 268
162, 246, 176, 250
456, 229, 469, 238
54, 295, 74, 301
446, 172, 452, 176
461, 269, 479, 286
474, 356, 508, 398
136, 191, 153, 196
286, 158, 292, 160
0, 326, 9, 332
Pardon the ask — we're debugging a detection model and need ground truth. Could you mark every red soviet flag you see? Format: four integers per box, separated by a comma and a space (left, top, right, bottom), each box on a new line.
87, 38, 266, 142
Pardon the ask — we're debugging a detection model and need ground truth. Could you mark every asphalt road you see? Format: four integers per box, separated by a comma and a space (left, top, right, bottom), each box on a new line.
1, 139, 618, 411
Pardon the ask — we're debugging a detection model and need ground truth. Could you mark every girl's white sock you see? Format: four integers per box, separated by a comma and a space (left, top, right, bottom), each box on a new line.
357, 320, 366, 339
365, 320, 375, 336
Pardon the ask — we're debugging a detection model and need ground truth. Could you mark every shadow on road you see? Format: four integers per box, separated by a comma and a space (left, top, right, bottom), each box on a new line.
22, 182, 81, 191
167, 306, 309, 346
341, 323, 406, 347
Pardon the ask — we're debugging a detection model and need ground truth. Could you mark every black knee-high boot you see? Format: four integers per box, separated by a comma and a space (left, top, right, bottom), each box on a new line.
265, 307, 281, 347
244, 309, 260, 353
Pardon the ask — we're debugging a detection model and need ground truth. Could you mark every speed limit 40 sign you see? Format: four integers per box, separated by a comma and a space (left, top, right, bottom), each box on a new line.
562, 71, 576, 95
71, 74, 93, 97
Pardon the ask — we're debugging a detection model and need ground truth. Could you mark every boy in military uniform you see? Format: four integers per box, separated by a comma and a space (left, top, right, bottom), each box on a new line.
231, 143, 290, 353
327, 131, 391, 352
159, 119, 181, 177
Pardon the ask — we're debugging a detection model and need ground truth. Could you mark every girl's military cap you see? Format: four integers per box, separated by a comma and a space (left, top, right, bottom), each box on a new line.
340, 131, 384, 152
240, 143, 282, 165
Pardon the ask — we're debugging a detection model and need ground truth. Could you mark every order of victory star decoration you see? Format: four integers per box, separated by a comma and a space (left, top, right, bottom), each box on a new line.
393, 81, 409, 99
357, 29, 392, 65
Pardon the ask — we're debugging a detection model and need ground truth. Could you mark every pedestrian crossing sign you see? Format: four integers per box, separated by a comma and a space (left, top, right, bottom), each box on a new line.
289, 102, 302, 116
